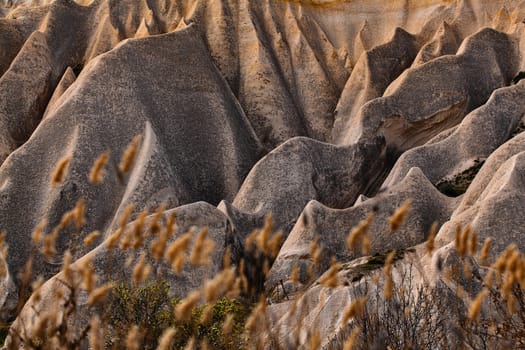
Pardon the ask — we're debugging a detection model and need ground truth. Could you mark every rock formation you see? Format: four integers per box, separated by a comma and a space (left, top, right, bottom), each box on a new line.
1, 0, 525, 348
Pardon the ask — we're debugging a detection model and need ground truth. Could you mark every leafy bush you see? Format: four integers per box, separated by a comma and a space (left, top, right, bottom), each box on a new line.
106, 280, 250, 349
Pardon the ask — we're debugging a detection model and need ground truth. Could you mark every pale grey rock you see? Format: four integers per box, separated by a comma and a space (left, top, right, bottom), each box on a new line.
455, 132, 525, 216
436, 150, 525, 259
425, 125, 458, 145
0, 0, 524, 346
0, 0, 120, 161
230, 136, 386, 248
267, 241, 487, 349
0, 20, 27, 76
353, 194, 369, 206
0, 31, 53, 161
383, 81, 525, 189
412, 21, 460, 66
332, 28, 419, 144
246, 1, 347, 143
4, 201, 231, 349
0, 25, 262, 321
42, 66, 76, 119
267, 245, 462, 350
339, 28, 519, 152
217, 199, 265, 263
265, 167, 454, 301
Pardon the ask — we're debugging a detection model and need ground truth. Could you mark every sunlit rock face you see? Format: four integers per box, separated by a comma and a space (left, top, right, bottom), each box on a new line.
1, 0, 525, 348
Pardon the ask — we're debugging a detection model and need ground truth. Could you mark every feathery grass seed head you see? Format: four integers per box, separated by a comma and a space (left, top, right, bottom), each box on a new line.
119, 204, 135, 228
89, 151, 110, 185
51, 156, 71, 187
119, 135, 142, 175
107, 227, 123, 250
88, 315, 103, 350
342, 297, 367, 324
73, 198, 86, 229
426, 222, 438, 255
469, 232, 478, 256
319, 260, 340, 288
132, 253, 151, 284
309, 239, 322, 265
222, 314, 235, 335
88, 283, 113, 305
190, 227, 215, 266
175, 291, 201, 321
468, 289, 488, 321
125, 324, 141, 350
480, 237, 492, 263
291, 263, 300, 285
166, 230, 192, 272
61, 250, 73, 285
149, 203, 166, 235
80, 256, 97, 292
83, 230, 101, 247
309, 330, 320, 350
346, 213, 374, 252
157, 328, 176, 350
389, 198, 412, 231
343, 327, 361, 350
32, 219, 47, 244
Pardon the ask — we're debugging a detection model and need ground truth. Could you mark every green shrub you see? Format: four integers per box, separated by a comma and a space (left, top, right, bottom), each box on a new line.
106, 280, 250, 349
107, 280, 173, 348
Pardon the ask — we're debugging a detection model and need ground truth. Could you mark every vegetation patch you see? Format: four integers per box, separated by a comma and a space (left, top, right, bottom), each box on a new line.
107, 280, 251, 349
0, 326, 8, 347
340, 250, 407, 284
436, 159, 484, 197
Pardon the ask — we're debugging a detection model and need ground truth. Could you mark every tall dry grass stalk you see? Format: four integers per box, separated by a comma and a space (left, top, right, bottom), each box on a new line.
244, 296, 268, 343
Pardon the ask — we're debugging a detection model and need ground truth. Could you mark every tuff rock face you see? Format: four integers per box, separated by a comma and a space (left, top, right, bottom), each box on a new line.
1, 0, 525, 348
